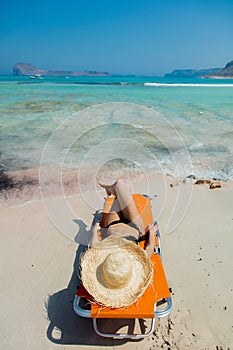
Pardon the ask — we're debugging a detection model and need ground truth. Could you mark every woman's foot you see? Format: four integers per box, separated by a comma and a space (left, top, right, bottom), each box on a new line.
98, 181, 117, 196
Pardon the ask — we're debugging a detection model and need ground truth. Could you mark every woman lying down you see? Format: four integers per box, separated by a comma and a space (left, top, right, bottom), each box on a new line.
80, 179, 157, 308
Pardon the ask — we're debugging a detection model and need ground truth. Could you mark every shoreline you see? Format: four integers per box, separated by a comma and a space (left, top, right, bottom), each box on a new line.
204, 75, 233, 79
1, 166, 232, 208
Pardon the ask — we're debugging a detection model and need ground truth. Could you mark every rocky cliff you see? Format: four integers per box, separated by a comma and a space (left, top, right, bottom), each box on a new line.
13, 63, 110, 76
207, 60, 233, 78
164, 60, 233, 79
164, 67, 220, 78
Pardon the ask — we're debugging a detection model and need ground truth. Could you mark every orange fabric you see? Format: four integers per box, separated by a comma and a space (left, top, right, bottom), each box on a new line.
76, 194, 170, 319
76, 253, 171, 318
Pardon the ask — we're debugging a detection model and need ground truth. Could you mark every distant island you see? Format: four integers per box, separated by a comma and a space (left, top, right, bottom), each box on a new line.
13, 60, 233, 79
13, 63, 110, 77
164, 59, 233, 79
207, 60, 233, 78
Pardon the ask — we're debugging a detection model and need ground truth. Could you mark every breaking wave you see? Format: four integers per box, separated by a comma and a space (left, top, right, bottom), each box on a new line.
144, 82, 233, 87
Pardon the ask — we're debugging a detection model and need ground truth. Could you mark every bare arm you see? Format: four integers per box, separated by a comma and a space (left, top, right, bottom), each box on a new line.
90, 222, 101, 247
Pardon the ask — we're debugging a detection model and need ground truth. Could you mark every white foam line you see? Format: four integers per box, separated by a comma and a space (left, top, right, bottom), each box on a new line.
144, 82, 233, 87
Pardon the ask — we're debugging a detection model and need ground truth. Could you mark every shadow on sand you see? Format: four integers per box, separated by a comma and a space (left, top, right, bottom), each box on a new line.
45, 213, 143, 346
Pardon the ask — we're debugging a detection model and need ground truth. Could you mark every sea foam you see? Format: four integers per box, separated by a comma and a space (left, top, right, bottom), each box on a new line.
144, 82, 233, 87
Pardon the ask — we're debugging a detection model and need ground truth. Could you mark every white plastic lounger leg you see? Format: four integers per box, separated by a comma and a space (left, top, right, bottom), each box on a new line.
73, 296, 91, 318
92, 317, 156, 339
154, 297, 172, 318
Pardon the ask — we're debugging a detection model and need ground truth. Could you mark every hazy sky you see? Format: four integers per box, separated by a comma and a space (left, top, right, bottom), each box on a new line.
0, 0, 233, 75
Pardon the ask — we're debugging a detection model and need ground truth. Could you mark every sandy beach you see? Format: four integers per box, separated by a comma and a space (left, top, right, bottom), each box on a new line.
1, 0, 233, 348
0, 173, 233, 350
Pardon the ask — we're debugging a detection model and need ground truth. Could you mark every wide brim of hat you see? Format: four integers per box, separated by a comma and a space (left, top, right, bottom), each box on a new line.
81, 235, 153, 308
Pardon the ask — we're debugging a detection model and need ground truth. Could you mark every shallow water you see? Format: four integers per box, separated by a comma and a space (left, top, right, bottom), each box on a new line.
0, 75, 233, 181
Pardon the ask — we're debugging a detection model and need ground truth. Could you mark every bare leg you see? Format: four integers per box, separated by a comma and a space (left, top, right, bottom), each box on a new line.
115, 180, 144, 234
99, 179, 144, 235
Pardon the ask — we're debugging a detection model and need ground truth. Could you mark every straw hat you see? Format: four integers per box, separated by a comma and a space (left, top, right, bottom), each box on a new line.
81, 235, 153, 308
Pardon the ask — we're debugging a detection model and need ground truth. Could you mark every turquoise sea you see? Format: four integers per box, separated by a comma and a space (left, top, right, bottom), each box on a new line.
0, 75, 233, 182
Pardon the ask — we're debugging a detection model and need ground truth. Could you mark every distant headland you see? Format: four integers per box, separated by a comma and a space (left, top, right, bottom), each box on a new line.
13, 63, 110, 77
13, 60, 233, 78
164, 59, 233, 79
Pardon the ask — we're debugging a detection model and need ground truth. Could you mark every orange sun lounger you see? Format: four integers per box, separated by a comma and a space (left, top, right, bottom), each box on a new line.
73, 194, 172, 339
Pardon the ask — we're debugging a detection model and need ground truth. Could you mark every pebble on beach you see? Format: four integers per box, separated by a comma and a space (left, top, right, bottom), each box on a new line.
195, 179, 211, 185
183, 175, 196, 184
170, 183, 179, 188
210, 182, 222, 189
170, 175, 223, 188
192, 178, 222, 189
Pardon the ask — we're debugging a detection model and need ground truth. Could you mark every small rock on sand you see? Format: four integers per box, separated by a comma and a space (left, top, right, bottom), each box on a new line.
195, 179, 211, 185
210, 182, 221, 189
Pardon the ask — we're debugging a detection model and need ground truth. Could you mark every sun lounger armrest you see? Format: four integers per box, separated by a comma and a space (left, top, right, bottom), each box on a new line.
154, 220, 162, 256
154, 297, 172, 318
73, 296, 91, 318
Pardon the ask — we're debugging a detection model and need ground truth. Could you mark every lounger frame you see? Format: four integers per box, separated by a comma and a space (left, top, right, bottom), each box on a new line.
73, 194, 172, 339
